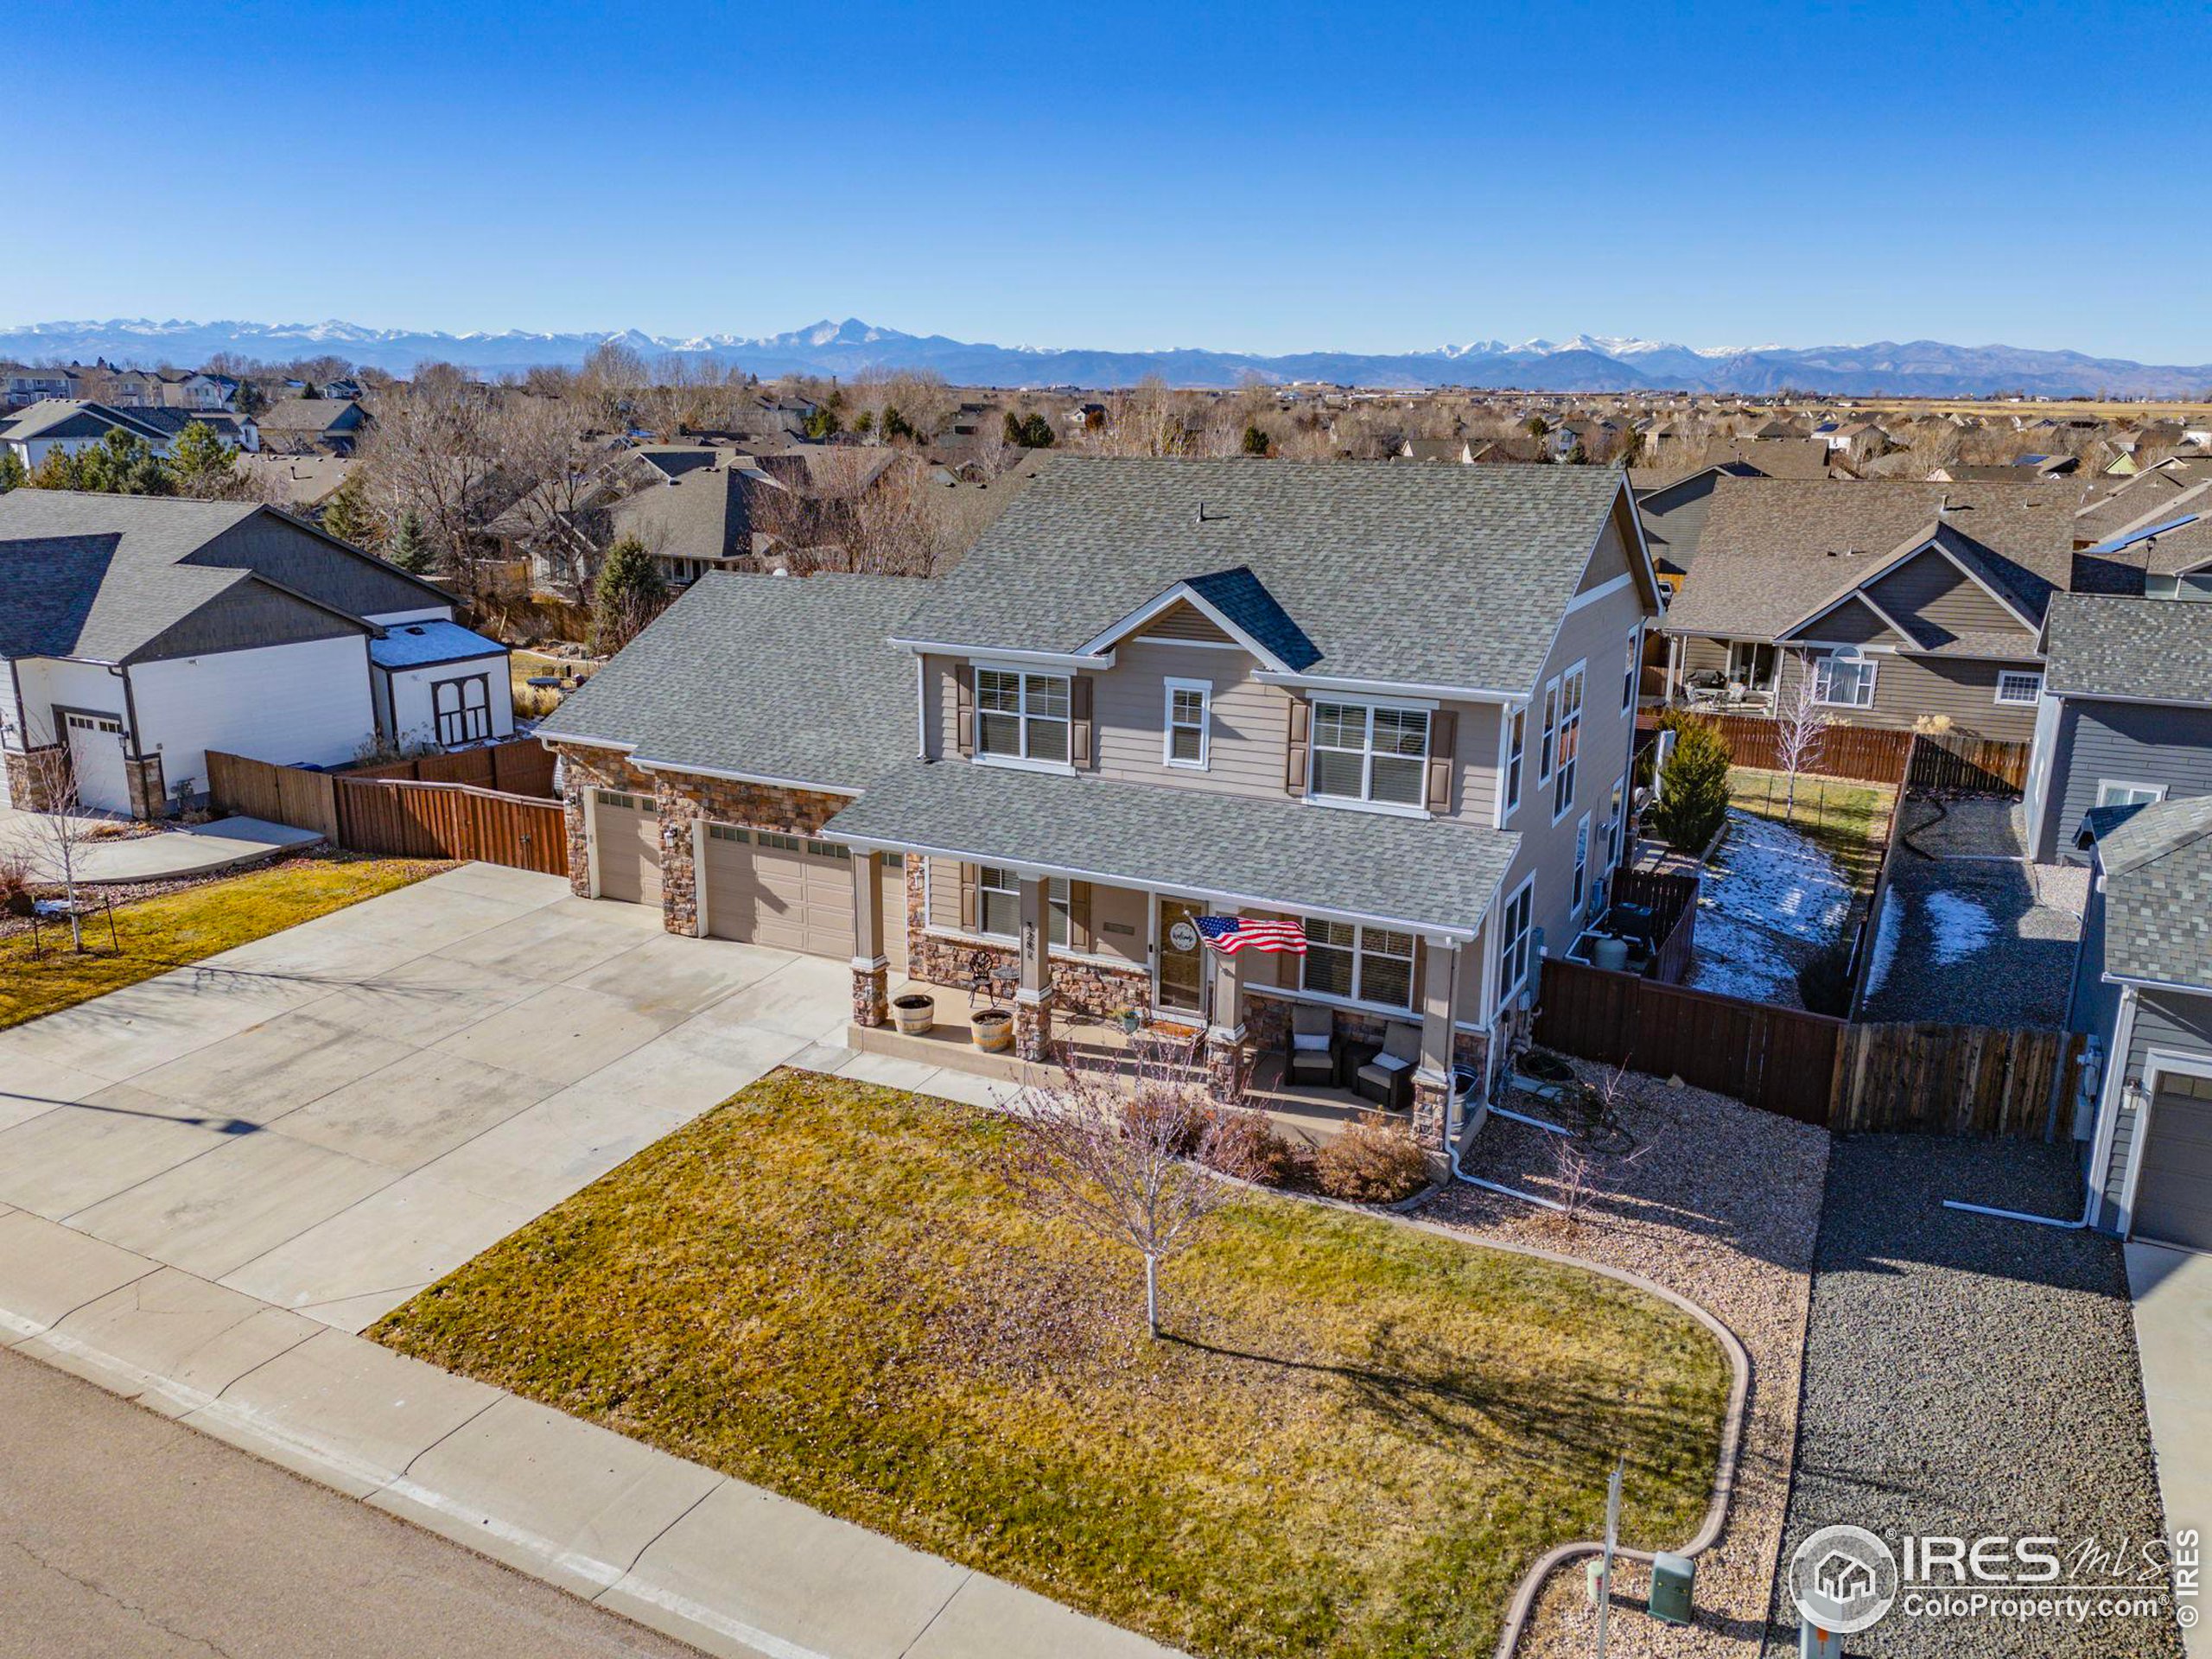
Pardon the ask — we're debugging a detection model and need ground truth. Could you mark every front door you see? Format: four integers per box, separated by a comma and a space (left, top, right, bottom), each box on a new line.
1155, 898, 1205, 1016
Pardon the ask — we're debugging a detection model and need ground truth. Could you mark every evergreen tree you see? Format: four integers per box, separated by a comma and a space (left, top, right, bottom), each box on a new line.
234, 379, 266, 417
1241, 423, 1270, 456
0, 450, 25, 493
1019, 412, 1054, 448
1649, 718, 1733, 852
28, 447, 84, 490
389, 510, 435, 575
881, 404, 916, 442
321, 469, 378, 548
804, 405, 842, 441
168, 421, 234, 495
67, 429, 175, 496
592, 533, 669, 652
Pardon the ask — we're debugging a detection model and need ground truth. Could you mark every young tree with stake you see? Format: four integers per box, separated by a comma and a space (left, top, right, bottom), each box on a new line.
1772, 649, 1834, 823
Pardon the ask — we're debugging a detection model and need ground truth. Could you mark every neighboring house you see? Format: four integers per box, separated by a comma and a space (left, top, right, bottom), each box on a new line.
1395, 436, 1483, 464
1657, 478, 2090, 740
321, 378, 365, 403
156, 371, 239, 411
2026, 596, 2212, 862
0, 492, 506, 816
130, 406, 258, 454
540, 459, 1662, 1154
235, 454, 357, 517
604, 449, 760, 587
0, 400, 178, 468
1632, 461, 1768, 601
255, 396, 372, 454
2069, 795, 2212, 1250
3, 367, 73, 409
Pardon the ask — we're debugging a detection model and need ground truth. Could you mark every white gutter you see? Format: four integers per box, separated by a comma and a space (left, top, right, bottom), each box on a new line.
887, 638, 1116, 671
1251, 671, 1528, 704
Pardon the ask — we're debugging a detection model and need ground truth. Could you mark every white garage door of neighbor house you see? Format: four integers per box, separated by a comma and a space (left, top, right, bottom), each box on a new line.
592, 791, 662, 906
2135, 1073, 2212, 1252
703, 826, 903, 965
63, 713, 130, 813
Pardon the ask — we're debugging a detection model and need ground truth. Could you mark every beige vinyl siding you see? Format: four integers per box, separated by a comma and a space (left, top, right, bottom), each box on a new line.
1682, 635, 1732, 677
1865, 547, 2034, 639
1773, 649, 2043, 741
923, 857, 1150, 970
1138, 601, 1234, 644
1496, 517, 1652, 988
1095, 640, 1288, 795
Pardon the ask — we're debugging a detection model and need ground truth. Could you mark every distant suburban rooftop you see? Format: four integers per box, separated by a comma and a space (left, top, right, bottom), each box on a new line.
0, 399, 168, 444
2042, 594, 2212, 706
2094, 794, 2212, 990
537, 571, 922, 794
894, 456, 1642, 696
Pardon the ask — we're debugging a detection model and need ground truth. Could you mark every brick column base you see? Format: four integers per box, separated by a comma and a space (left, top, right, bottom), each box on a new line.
852, 962, 888, 1027
1411, 1071, 1450, 1154
1014, 992, 1055, 1062
1204, 1034, 1246, 1100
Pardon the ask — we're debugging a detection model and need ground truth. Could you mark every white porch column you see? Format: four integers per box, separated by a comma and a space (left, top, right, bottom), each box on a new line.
1014, 872, 1054, 1061
1414, 937, 1459, 1154
849, 849, 888, 1027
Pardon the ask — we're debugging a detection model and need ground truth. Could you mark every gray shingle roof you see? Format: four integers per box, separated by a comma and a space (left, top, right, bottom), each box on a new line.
823, 757, 1518, 936
0, 399, 168, 445
537, 572, 923, 794
2096, 794, 2212, 989
256, 397, 365, 433
607, 465, 753, 564
893, 457, 1636, 696
1660, 478, 2077, 643
2043, 594, 2212, 705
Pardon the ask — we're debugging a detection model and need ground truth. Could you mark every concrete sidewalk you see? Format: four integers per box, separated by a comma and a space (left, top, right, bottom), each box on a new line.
0, 1207, 1178, 1659
0, 808, 322, 883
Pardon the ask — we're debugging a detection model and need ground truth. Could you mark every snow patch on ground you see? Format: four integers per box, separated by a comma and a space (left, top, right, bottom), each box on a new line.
1685, 810, 1855, 1005
1924, 890, 1996, 966
1863, 890, 1904, 999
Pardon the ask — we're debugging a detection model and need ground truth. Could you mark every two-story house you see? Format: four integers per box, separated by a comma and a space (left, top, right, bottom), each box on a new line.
1656, 478, 2090, 741
537, 459, 1661, 1154
2025, 596, 2212, 863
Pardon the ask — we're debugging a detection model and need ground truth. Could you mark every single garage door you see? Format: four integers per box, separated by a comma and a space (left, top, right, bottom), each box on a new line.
702, 826, 854, 958
2134, 1073, 2212, 1251
592, 790, 662, 906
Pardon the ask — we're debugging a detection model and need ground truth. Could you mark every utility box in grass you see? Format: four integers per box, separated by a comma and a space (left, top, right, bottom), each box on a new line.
1649, 1552, 1694, 1624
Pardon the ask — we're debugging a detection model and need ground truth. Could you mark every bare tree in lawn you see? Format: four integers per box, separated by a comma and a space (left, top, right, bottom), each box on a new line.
1003, 1045, 1262, 1338
1773, 648, 1834, 823
4, 751, 102, 951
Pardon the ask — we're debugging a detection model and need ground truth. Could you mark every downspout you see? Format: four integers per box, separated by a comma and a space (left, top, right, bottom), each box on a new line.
1942, 1032, 2110, 1230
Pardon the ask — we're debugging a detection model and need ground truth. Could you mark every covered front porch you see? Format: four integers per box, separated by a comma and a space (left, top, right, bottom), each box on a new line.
823, 760, 1517, 1155
848, 969, 1434, 1147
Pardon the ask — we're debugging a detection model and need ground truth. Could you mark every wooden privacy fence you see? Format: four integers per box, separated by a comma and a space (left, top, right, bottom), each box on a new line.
1907, 732, 2031, 795
333, 776, 567, 874
1535, 957, 1845, 1126
343, 738, 556, 798
1834, 1023, 2087, 1140
1652, 712, 1914, 784
206, 751, 340, 840
1602, 868, 1700, 985
1536, 958, 2088, 1137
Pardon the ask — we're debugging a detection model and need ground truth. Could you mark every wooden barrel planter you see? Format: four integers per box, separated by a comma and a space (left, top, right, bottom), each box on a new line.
892, 993, 935, 1036
971, 1007, 1014, 1052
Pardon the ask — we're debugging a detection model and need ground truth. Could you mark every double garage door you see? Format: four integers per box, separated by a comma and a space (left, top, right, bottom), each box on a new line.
589, 791, 902, 968
2134, 1072, 2212, 1252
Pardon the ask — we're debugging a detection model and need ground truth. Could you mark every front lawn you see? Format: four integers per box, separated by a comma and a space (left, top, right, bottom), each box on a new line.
0, 854, 445, 1030
372, 1070, 1731, 1659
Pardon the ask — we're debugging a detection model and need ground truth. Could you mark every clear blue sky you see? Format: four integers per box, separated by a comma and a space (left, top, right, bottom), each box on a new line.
11, 1, 2209, 363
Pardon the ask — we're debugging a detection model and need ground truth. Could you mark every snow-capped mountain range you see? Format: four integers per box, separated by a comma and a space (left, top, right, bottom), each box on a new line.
3, 315, 2208, 397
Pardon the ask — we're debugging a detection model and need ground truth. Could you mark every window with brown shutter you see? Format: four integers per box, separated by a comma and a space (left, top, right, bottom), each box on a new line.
1284, 693, 1309, 795
1071, 676, 1095, 769
1424, 709, 1458, 815
953, 664, 976, 757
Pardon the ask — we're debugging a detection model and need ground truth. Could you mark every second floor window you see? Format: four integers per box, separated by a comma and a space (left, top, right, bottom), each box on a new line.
977, 669, 1070, 765
1164, 679, 1211, 767
1503, 707, 1526, 816
1552, 665, 1584, 820
1312, 701, 1428, 808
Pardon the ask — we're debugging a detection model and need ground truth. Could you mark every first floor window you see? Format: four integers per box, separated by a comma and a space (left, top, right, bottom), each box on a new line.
1311, 700, 1429, 806
432, 674, 491, 746
1571, 814, 1592, 917
1813, 650, 1877, 708
1623, 625, 1640, 712
2095, 780, 2165, 809
977, 866, 1068, 945
1994, 670, 2043, 706
1497, 880, 1535, 1011
1301, 919, 1415, 1009
976, 668, 1070, 764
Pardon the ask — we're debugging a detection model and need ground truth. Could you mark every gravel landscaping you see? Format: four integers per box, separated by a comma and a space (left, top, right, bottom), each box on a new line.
1425, 1060, 1830, 1659
1770, 1136, 2183, 1658
1858, 793, 2087, 1027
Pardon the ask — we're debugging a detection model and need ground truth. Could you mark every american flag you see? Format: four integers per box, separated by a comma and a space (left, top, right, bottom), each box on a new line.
1193, 915, 1307, 955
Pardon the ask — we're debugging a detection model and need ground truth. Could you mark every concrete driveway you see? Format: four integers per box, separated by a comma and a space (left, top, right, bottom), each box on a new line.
0, 863, 859, 1332
2128, 1242, 2211, 1657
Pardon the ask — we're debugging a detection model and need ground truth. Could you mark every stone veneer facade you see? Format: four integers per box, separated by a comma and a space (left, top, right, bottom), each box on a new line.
548, 741, 855, 938
124, 752, 168, 820
3, 746, 67, 814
